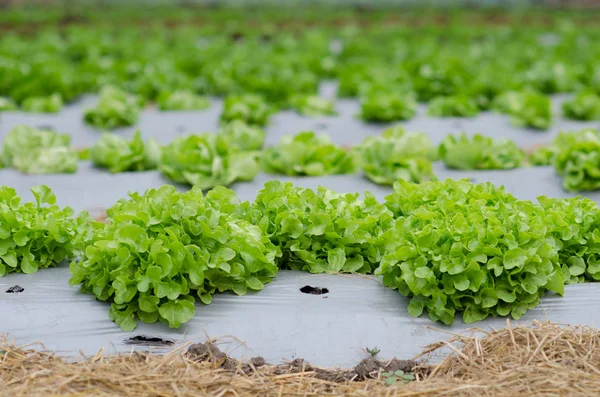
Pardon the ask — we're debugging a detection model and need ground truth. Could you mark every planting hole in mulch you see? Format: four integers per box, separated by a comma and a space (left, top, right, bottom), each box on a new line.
37, 125, 55, 131
124, 335, 175, 347
300, 285, 329, 295
6, 285, 24, 293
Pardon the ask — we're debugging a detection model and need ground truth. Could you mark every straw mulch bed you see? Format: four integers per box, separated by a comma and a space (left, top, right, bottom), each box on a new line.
1, 320, 600, 397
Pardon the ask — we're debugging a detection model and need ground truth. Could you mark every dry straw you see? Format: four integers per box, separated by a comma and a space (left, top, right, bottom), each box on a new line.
2, 320, 600, 397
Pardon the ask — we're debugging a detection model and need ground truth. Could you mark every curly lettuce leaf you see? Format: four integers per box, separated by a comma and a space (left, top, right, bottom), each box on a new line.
553, 128, 600, 191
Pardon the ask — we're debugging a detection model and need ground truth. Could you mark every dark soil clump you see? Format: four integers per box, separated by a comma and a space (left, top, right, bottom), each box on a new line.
125, 335, 174, 347
6, 285, 24, 293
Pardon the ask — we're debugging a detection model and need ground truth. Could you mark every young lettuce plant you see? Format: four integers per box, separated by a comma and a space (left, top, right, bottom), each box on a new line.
247, 180, 394, 274
21, 93, 63, 113
379, 179, 565, 325
157, 90, 211, 111
439, 133, 526, 170
220, 94, 273, 126
0, 125, 78, 174
359, 92, 417, 122
90, 130, 162, 173
0, 185, 92, 276
553, 129, 600, 192
493, 91, 552, 130
218, 120, 265, 151
427, 95, 479, 118
0, 97, 17, 111
562, 92, 600, 121
355, 128, 435, 185
84, 86, 142, 130
160, 133, 259, 189
69, 185, 279, 331
289, 95, 336, 116
528, 145, 558, 166
261, 131, 356, 176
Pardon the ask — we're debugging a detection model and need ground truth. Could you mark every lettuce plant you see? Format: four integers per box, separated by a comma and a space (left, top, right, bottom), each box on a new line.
22, 93, 63, 113
553, 129, 600, 191
0, 185, 91, 276
218, 120, 265, 151
84, 86, 142, 129
427, 95, 479, 118
220, 94, 273, 126
247, 180, 394, 274
493, 91, 552, 130
0, 125, 78, 174
359, 92, 417, 122
562, 92, 600, 121
90, 130, 161, 173
261, 131, 356, 176
439, 133, 525, 170
379, 179, 564, 325
0, 97, 17, 111
160, 133, 259, 189
69, 185, 279, 331
355, 128, 434, 185
289, 95, 336, 116
157, 90, 211, 111
528, 145, 558, 166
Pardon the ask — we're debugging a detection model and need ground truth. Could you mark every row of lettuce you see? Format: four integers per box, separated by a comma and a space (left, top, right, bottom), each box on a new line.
2, 19, 600, 129
2, 178, 600, 330
3, 85, 600, 130
2, 121, 600, 192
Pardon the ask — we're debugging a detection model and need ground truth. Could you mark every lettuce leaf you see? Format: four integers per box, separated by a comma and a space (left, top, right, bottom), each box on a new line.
427, 95, 479, 118
157, 90, 211, 111
553, 128, 600, 191
493, 91, 552, 130
290, 95, 336, 116
439, 133, 525, 170
84, 86, 142, 130
562, 92, 600, 121
218, 120, 265, 151
220, 94, 273, 126
90, 130, 161, 173
359, 92, 416, 122
22, 93, 63, 113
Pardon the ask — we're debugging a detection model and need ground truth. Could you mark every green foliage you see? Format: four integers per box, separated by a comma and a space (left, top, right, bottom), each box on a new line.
562, 92, 600, 121
160, 133, 259, 189
383, 370, 415, 385
538, 196, 600, 283
157, 90, 211, 111
0, 97, 17, 111
0, 125, 78, 174
493, 91, 552, 130
553, 129, 600, 191
84, 86, 142, 130
355, 127, 434, 185
220, 94, 273, 126
359, 92, 417, 122
248, 180, 394, 274
218, 120, 265, 152
529, 145, 558, 166
69, 185, 279, 331
0, 185, 91, 277
439, 133, 526, 170
427, 95, 479, 118
379, 179, 565, 325
290, 95, 336, 116
261, 131, 356, 176
22, 93, 63, 113
90, 130, 161, 173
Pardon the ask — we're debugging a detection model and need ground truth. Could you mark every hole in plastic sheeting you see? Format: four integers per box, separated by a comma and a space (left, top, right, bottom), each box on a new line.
124, 335, 175, 347
6, 285, 24, 293
300, 286, 329, 295
37, 125, 55, 131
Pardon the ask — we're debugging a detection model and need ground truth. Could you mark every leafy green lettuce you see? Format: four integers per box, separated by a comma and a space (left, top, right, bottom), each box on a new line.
359, 92, 417, 122
22, 93, 63, 113
247, 180, 394, 274
553, 129, 600, 191
0, 185, 91, 276
439, 133, 525, 170
157, 90, 211, 111
220, 94, 273, 126
160, 133, 259, 189
290, 95, 336, 116
84, 86, 142, 130
379, 179, 564, 325
562, 92, 600, 121
0, 125, 78, 174
493, 91, 552, 130
218, 120, 265, 151
427, 95, 479, 118
355, 128, 434, 185
0, 97, 17, 111
261, 131, 356, 176
69, 185, 279, 331
90, 130, 162, 173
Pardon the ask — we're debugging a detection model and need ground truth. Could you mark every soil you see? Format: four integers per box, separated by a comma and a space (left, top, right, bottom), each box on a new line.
300, 285, 329, 295
124, 335, 175, 347
6, 285, 24, 293
186, 342, 419, 382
